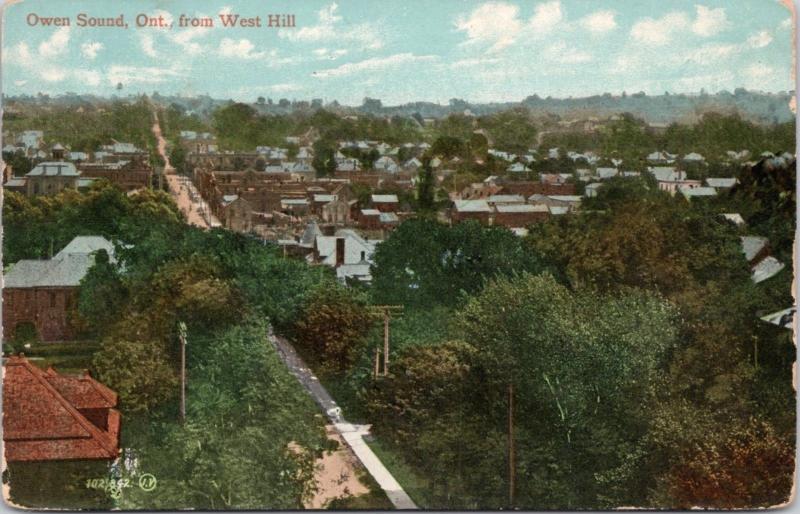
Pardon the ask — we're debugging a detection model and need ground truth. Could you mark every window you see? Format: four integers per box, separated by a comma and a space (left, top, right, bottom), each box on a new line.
49, 291, 56, 308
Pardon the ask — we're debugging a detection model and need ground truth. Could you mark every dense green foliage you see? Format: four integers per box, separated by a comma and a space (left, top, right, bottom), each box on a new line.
3, 183, 333, 509
370, 218, 546, 308
331, 158, 794, 509
4, 98, 159, 158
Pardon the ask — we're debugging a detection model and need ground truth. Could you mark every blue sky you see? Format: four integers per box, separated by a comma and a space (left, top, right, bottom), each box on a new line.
1, 0, 794, 105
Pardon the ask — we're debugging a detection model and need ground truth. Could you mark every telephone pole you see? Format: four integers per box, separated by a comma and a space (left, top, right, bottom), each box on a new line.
367, 305, 403, 376
178, 321, 187, 423
508, 382, 515, 509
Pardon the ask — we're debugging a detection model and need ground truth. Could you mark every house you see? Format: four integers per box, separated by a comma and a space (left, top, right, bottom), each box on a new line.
452, 199, 493, 224
751, 256, 785, 283
540, 173, 570, 186
370, 194, 399, 212
402, 158, 423, 172
23, 162, 81, 196
584, 182, 603, 198
679, 186, 717, 200
740, 236, 770, 265
3, 236, 115, 342
3, 355, 121, 462
760, 307, 795, 330
359, 209, 382, 229
596, 167, 619, 180
486, 194, 525, 206
721, 213, 746, 226
220, 194, 253, 233
705, 177, 738, 189
683, 152, 705, 163
507, 163, 531, 173
313, 230, 376, 283
493, 204, 549, 228
374, 156, 399, 173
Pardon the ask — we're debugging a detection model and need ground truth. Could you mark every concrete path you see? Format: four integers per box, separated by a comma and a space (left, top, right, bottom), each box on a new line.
268, 329, 418, 510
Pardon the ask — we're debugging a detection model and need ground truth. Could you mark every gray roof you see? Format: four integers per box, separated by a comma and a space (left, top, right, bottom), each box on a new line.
5, 236, 114, 288
752, 256, 785, 283
705, 177, 738, 188
496, 204, 548, 213
760, 307, 795, 329
741, 236, 768, 262
371, 194, 399, 203
379, 212, 400, 223
487, 194, 525, 204
4, 178, 27, 188
26, 162, 79, 177
454, 199, 492, 213
680, 186, 717, 199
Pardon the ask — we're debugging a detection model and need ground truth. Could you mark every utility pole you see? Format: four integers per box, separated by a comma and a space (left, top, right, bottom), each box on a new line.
178, 321, 187, 423
367, 305, 403, 376
508, 382, 515, 509
383, 310, 390, 375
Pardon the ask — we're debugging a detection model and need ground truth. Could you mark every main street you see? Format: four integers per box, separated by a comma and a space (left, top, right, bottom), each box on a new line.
268, 328, 419, 510
151, 110, 220, 229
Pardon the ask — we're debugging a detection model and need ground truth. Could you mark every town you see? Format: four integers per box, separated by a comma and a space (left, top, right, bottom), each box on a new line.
1, 90, 794, 510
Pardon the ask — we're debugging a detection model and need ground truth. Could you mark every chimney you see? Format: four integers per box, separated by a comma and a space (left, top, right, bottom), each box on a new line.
335, 237, 345, 268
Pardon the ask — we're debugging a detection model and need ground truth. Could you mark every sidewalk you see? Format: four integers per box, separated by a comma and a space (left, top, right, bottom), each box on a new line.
269, 331, 418, 510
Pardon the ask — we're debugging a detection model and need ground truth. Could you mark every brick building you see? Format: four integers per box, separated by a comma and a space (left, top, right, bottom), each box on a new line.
3, 236, 114, 342
3, 355, 120, 462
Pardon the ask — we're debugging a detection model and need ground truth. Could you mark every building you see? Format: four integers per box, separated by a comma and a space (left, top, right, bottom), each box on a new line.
3, 236, 115, 342
220, 194, 253, 233
313, 229, 377, 283
370, 194, 399, 213
22, 162, 82, 196
3, 355, 120, 462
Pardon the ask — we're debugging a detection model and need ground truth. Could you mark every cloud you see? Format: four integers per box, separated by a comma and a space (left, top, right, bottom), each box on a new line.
691, 5, 729, 37
140, 34, 158, 57
2, 42, 33, 65
13, 80, 27, 87
107, 65, 185, 85
681, 43, 738, 65
630, 12, 689, 45
38, 27, 70, 58
80, 41, 103, 60
450, 57, 501, 69
543, 41, 591, 63
74, 69, 102, 87
281, 3, 383, 50
313, 53, 437, 78
455, 2, 522, 52
747, 30, 773, 48
528, 1, 563, 34
270, 83, 302, 93
579, 10, 616, 34
740, 63, 776, 90
313, 47, 348, 60
779, 17, 792, 29
218, 38, 267, 59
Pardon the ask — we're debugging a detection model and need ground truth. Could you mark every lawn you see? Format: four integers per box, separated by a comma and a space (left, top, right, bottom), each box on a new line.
5, 340, 101, 375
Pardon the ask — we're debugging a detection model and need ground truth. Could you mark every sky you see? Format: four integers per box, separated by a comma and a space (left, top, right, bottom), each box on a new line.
1, 0, 795, 105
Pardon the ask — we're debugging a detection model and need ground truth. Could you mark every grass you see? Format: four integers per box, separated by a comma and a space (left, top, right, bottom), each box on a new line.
365, 437, 433, 509
6, 340, 101, 375
325, 465, 394, 510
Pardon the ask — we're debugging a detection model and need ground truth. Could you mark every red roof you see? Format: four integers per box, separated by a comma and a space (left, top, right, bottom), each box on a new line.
3, 356, 120, 462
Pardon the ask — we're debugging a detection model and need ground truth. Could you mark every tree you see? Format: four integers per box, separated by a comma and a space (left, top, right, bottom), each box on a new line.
370, 218, 545, 308
455, 273, 679, 508
415, 160, 435, 212
293, 284, 372, 371
92, 337, 178, 412
664, 418, 793, 508
311, 139, 337, 177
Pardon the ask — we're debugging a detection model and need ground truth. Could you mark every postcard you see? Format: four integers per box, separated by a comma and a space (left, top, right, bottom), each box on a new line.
0, 0, 796, 510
